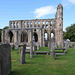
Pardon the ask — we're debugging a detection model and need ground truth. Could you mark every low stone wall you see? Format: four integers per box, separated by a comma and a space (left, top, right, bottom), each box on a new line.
0, 44, 11, 75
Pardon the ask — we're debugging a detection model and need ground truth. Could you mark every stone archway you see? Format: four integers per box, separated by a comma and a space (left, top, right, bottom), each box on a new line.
8, 31, 13, 42
33, 32, 38, 42
21, 31, 28, 42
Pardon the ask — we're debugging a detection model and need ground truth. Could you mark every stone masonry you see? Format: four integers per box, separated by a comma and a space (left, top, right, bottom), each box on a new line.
1, 4, 63, 47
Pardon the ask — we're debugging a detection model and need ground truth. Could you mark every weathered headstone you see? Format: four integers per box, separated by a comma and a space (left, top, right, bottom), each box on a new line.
19, 47, 22, 53
20, 44, 26, 64
0, 44, 11, 75
5, 40, 9, 44
33, 36, 35, 51
30, 41, 33, 58
15, 42, 19, 49
0, 57, 1, 75
37, 42, 40, 50
74, 45, 75, 49
65, 41, 68, 52
50, 38, 55, 59
12, 42, 14, 50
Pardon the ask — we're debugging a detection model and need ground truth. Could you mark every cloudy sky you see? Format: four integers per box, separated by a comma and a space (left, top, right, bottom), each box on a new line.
0, 0, 75, 31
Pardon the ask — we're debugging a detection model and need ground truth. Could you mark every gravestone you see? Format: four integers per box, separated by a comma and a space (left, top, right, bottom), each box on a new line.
65, 41, 68, 52
0, 44, 11, 75
74, 45, 75, 49
33, 36, 35, 51
0, 56, 1, 75
37, 42, 40, 50
15, 42, 19, 49
50, 38, 55, 59
30, 41, 33, 58
5, 40, 9, 44
20, 44, 26, 64
12, 42, 14, 50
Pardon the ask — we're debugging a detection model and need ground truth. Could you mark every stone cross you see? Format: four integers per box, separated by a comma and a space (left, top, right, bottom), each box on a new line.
30, 41, 33, 58
20, 44, 26, 64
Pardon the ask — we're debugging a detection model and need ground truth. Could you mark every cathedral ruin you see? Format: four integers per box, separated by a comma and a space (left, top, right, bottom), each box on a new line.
1, 4, 63, 47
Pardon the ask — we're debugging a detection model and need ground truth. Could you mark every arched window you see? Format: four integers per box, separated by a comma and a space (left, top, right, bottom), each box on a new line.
11, 22, 13, 28
38, 22, 40, 24
46, 25, 48, 28
21, 32, 28, 42
17, 22, 19, 28
24, 22, 26, 28
13, 22, 15, 28
35, 22, 36, 24
46, 21, 48, 25
33, 33, 38, 42
44, 30, 48, 41
8, 31, 13, 42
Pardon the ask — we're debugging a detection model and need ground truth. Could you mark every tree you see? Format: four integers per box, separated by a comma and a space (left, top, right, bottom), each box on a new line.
3, 26, 9, 29
0, 29, 2, 42
64, 24, 75, 42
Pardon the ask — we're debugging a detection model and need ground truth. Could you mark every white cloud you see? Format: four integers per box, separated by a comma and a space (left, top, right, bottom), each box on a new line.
67, 0, 75, 4
33, 6, 56, 18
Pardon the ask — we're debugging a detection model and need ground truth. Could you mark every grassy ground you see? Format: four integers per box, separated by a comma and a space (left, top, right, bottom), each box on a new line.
9, 47, 75, 75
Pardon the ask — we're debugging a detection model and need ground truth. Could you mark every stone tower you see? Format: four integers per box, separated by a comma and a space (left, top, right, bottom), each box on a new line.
55, 4, 63, 47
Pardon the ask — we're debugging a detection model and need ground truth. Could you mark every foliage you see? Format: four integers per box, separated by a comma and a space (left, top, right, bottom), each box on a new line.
3, 26, 9, 29
64, 24, 75, 42
9, 47, 75, 75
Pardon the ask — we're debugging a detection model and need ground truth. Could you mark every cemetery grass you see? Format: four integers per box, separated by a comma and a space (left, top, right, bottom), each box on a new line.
9, 47, 75, 75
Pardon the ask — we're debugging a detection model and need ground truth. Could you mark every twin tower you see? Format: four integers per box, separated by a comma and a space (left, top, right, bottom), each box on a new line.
1, 4, 63, 47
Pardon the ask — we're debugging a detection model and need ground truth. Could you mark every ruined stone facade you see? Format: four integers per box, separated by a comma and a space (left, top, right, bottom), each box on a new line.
1, 4, 63, 47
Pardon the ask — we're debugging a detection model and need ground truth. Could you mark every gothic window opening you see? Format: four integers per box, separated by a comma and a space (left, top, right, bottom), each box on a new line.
44, 30, 48, 41
17, 22, 19, 28
11, 22, 13, 28
33, 33, 38, 42
21, 32, 28, 42
14, 22, 15, 28
8, 31, 13, 42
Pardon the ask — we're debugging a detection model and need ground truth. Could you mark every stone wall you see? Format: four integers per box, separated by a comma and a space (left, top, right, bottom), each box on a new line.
0, 44, 11, 75
2, 4, 63, 47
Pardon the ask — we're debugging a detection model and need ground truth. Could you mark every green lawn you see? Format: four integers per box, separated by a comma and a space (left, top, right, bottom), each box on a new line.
9, 47, 75, 75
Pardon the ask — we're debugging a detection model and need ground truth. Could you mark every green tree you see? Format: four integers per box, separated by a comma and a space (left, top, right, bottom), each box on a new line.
3, 26, 9, 29
0, 29, 2, 42
64, 24, 75, 42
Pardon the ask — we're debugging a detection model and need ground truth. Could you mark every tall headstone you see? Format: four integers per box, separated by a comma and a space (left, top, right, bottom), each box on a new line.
0, 57, 1, 75
33, 36, 35, 51
37, 42, 40, 50
20, 44, 26, 64
74, 45, 75, 49
65, 41, 68, 52
50, 38, 55, 59
30, 41, 33, 58
12, 42, 14, 50
15, 42, 19, 49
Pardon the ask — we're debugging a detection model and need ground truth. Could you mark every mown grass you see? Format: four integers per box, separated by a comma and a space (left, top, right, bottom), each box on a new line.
9, 47, 75, 75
